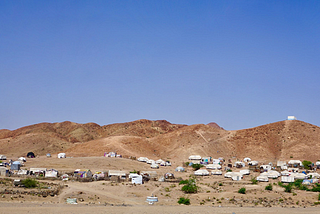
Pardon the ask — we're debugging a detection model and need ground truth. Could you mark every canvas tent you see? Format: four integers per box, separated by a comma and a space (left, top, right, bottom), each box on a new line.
175, 166, 185, 172
18, 157, 26, 162
288, 160, 303, 167
248, 161, 259, 166
211, 170, 222, 175
257, 176, 269, 182
0, 155, 6, 160
46, 153, 51, 158
194, 169, 209, 176
108, 170, 127, 179
58, 153, 66, 158
27, 152, 35, 158
243, 157, 251, 162
281, 176, 294, 183
206, 164, 221, 170
150, 163, 159, 169
189, 155, 201, 164
240, 169, 250, 175
137, 157, 149, 162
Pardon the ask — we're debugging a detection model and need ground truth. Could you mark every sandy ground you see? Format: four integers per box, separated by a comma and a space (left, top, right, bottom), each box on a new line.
1, 156, 320, 213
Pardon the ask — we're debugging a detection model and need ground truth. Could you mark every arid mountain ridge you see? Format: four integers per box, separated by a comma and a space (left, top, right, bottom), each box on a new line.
0, 119, 319, 162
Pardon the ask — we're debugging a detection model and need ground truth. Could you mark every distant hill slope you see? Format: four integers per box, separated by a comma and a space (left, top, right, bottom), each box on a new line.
1, 119, 320, 162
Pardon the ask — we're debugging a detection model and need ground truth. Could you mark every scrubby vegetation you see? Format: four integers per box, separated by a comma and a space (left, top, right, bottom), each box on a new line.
238, 187, 246, 194
265, 183, 273, 191
302, 160, 312, 170
191, 164, 203, 171
178, 197, 190, 205
179, 179, 199, 194
21, 178, 38, 188
251, 177, 258, 184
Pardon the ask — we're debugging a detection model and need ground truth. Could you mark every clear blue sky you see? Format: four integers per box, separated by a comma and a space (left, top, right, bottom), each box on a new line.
1, 0, 320, 130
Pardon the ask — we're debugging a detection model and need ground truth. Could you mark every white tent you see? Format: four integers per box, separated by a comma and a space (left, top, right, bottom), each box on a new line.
243, 157, 251, 162
212, 159, 221, 164
266, 170, 281, 178
194, 169, 209, 176
211, 170, 222, 175
147, 159, 155, 164
224, 172, 243, 178
292, 173, 307, 180
307, 172, 320, 179
281, 176, 294, 183
240, 169, 250, 175
288, 160, 303, 167
206, 164, 221, 170
155, 159, 164, 164
18, 157, 26, 162
175, 166, 185, 172
58, 153, 66, 158
260, 165, 272, 171
137, 157, 149, 162
150, 163, 159, 169
257, 176, 269, 182
189, 155, 201, 160
248, 161, 259, 166
281, 170, 291, 176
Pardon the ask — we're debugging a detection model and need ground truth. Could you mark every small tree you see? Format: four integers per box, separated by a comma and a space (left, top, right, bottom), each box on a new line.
178, 197, 190, 205
179, 179, 198, 194
238, 187, 246, 194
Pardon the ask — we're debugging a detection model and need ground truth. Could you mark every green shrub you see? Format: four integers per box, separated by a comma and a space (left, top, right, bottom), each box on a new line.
302, 160, 312, 170
218, 183, 223, 186
178, 197, 190, 205
185, 162, 190, 167
284, 185, 292, 193
179, 179, 198, 194
21, 178, 38, 188
251, 177, 258, 185
192, 164, 203, 171
238, 187, 246, 194
318, 193, 320, 201
265, 184, 273, 191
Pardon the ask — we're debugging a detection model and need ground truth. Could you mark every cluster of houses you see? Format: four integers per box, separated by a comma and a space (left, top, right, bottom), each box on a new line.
187, 155, 320, 184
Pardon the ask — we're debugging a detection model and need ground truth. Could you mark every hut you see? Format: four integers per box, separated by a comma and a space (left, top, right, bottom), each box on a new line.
10, 161, 21, 170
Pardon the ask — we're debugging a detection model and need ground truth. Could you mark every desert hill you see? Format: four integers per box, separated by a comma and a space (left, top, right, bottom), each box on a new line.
1, 119, 320, 162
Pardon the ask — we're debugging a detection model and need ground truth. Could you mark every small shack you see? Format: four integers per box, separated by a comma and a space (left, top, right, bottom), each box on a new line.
129, 173, 143, 184
74, 169, 93, 179
45, 169, 58, 178
0, 167, 9, 176
10, 161, 21, 170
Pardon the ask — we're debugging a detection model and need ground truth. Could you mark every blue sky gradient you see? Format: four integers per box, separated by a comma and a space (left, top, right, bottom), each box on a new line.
1, 1, 320, 130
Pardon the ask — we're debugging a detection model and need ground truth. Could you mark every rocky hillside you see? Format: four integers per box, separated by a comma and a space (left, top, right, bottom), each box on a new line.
1, 119, 320, 162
